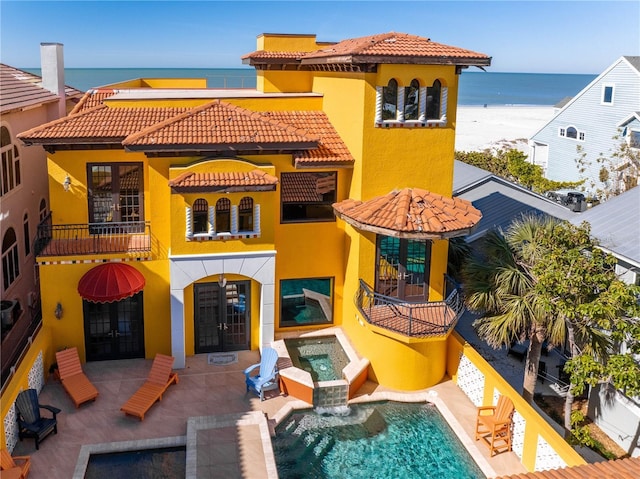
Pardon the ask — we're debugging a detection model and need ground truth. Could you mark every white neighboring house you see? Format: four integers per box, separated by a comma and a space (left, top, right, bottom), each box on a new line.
570, 186, 640, 457
528, 56, 640, 198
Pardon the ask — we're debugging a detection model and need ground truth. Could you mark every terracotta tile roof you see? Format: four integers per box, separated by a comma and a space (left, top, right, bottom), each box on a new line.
17, 104, 189, 145
243, 32, 490, 67
333, 188, 482, 239
169, 169, 278, 192
122, 100, 319, 152
0, 63, 82, 114
241, 50, 304, 61
496, 457, 640, 479
281, 172, 334, 203
70, 89, 118, 114
260, 111, 354, 167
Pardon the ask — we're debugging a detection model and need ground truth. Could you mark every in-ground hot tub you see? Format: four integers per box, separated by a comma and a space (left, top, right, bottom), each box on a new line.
272, 328, 369, 406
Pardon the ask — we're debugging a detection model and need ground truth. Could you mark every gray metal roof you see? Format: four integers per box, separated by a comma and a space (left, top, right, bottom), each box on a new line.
453, 160, 577, 241
570, 186, 640, 264
624, 56, 640, 73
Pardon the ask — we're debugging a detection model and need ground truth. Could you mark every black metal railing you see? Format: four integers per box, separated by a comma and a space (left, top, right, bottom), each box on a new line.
355, 275, 464, 338
1, 308, 42, 393
35, 213, 151, 257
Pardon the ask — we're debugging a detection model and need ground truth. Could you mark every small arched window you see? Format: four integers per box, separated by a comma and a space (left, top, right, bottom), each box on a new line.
23, 213, 30, 256
193, 198, 208, 234
238, 197, 254, 231
566, 127, 578, 139
426, 80, 441, 120
215, 198, 231, 233
404, 79, 420, 120
382, 79, 398, 120
2, 227, 20, 290
39, 198, 47, 222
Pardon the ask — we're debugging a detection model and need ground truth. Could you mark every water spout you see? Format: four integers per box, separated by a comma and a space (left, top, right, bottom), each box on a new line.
314, 405, 351, 417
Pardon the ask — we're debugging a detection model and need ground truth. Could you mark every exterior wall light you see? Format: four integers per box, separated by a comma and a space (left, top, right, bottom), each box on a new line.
54, 302, 63, 319
218, 274, 227, 288
63, 174, 71, 192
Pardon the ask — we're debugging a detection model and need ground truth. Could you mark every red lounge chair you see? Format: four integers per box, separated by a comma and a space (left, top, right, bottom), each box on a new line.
55, 347, 99, 408
120, 354, 179, 421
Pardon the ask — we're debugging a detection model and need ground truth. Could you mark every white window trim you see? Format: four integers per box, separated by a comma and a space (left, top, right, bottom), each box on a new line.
375, 84, 447, 127
185, 201, 261, 240
559, 125, 584, 141
601, 83, 615, 105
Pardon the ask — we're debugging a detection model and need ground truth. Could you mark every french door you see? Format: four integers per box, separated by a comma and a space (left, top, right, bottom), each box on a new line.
194, 281, 250, 353
83, 292, 145, 361
375, 236, 431, 301
87, 163, 143, 225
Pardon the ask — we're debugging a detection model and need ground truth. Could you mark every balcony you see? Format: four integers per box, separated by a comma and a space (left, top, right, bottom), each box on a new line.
355, 276, 464, 339
35, 212, 152, 257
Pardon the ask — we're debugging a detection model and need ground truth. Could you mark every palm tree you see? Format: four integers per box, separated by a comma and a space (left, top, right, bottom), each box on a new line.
463, 215, 563, 403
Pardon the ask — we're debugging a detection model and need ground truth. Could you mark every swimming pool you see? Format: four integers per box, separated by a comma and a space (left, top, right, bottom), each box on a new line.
273, 401, 485, 479
84, 446, 186, 479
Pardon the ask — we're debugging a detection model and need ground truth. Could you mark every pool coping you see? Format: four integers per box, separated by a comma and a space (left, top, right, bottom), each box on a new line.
73, 434, 187, 479
270, 389, 497, 479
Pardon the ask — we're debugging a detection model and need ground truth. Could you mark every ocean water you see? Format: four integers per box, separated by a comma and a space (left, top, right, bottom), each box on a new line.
23, 67, 596, 107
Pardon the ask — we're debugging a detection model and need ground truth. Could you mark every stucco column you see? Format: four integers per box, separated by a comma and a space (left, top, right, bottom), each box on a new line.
170, 288, 186, 369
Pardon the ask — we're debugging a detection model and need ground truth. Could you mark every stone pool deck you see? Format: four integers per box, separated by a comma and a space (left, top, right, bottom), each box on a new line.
11, 350, 526, 478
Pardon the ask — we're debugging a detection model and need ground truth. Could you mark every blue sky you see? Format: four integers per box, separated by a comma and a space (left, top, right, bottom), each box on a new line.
1, 1, 638, 74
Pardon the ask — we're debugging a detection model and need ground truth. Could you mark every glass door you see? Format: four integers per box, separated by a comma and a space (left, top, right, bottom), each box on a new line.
194, 281, 250, 353
88, 163, 143, 229
376, 236, 431, 302
83, 292, 145, 361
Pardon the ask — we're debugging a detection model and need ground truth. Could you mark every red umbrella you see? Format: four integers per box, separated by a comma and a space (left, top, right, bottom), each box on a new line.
77, 263, 145, 303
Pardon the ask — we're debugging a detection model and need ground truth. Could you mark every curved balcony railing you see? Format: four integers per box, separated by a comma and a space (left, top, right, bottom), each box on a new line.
34, 212, 151, 257
355, 275, 464, 338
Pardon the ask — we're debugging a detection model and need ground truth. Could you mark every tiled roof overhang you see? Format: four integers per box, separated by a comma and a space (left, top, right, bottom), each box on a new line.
333, 188, 482, 239
243, 32, 491, 69
169, 169, 278, 193
495, 456, 640, 479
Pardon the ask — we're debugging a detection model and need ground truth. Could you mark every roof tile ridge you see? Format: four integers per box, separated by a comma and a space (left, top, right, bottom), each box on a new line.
122, 100, 219, 145
17, 103, 108, 139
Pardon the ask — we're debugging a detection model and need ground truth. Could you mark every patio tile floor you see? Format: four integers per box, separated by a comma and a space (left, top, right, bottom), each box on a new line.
12, 349, 525, 478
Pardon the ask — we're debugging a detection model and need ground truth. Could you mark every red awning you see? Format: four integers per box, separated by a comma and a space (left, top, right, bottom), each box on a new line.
77, 263, 145, 303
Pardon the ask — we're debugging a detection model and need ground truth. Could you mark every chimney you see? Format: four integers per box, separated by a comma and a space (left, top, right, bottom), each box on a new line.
40, 42, 66, 118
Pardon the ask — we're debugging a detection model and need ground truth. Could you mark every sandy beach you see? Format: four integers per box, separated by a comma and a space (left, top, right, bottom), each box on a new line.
455, 106, 556, 152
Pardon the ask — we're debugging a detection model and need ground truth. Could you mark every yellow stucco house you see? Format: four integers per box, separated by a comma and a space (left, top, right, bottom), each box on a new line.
16, 32, 490, 395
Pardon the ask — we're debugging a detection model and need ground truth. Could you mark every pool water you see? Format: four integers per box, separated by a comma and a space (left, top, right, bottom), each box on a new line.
84, 446, 186, 479
285, 336, 349, 381
273, 402, 485, 479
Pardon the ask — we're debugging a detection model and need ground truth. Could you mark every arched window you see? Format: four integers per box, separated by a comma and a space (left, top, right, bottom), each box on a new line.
238, 197, 254, 231
426, 80, 441, 120
23, 213, 30, 256
1, 125, 21, 196
382, 79, 398, 120
39, 198, 47, 221
566, 126, 578, 139
404, 79, 420, 121
215, 198, 231, 233
2, 227, 20, 290
193, 198, 209, 234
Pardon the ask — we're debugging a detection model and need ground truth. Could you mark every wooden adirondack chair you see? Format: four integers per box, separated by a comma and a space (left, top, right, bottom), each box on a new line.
0, 449, 31, 478
55, 347, 99, 408
244, 347, 279, 401
120, 354, 179, 421
14, 389, 60, 450
475, 394, 515, 456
